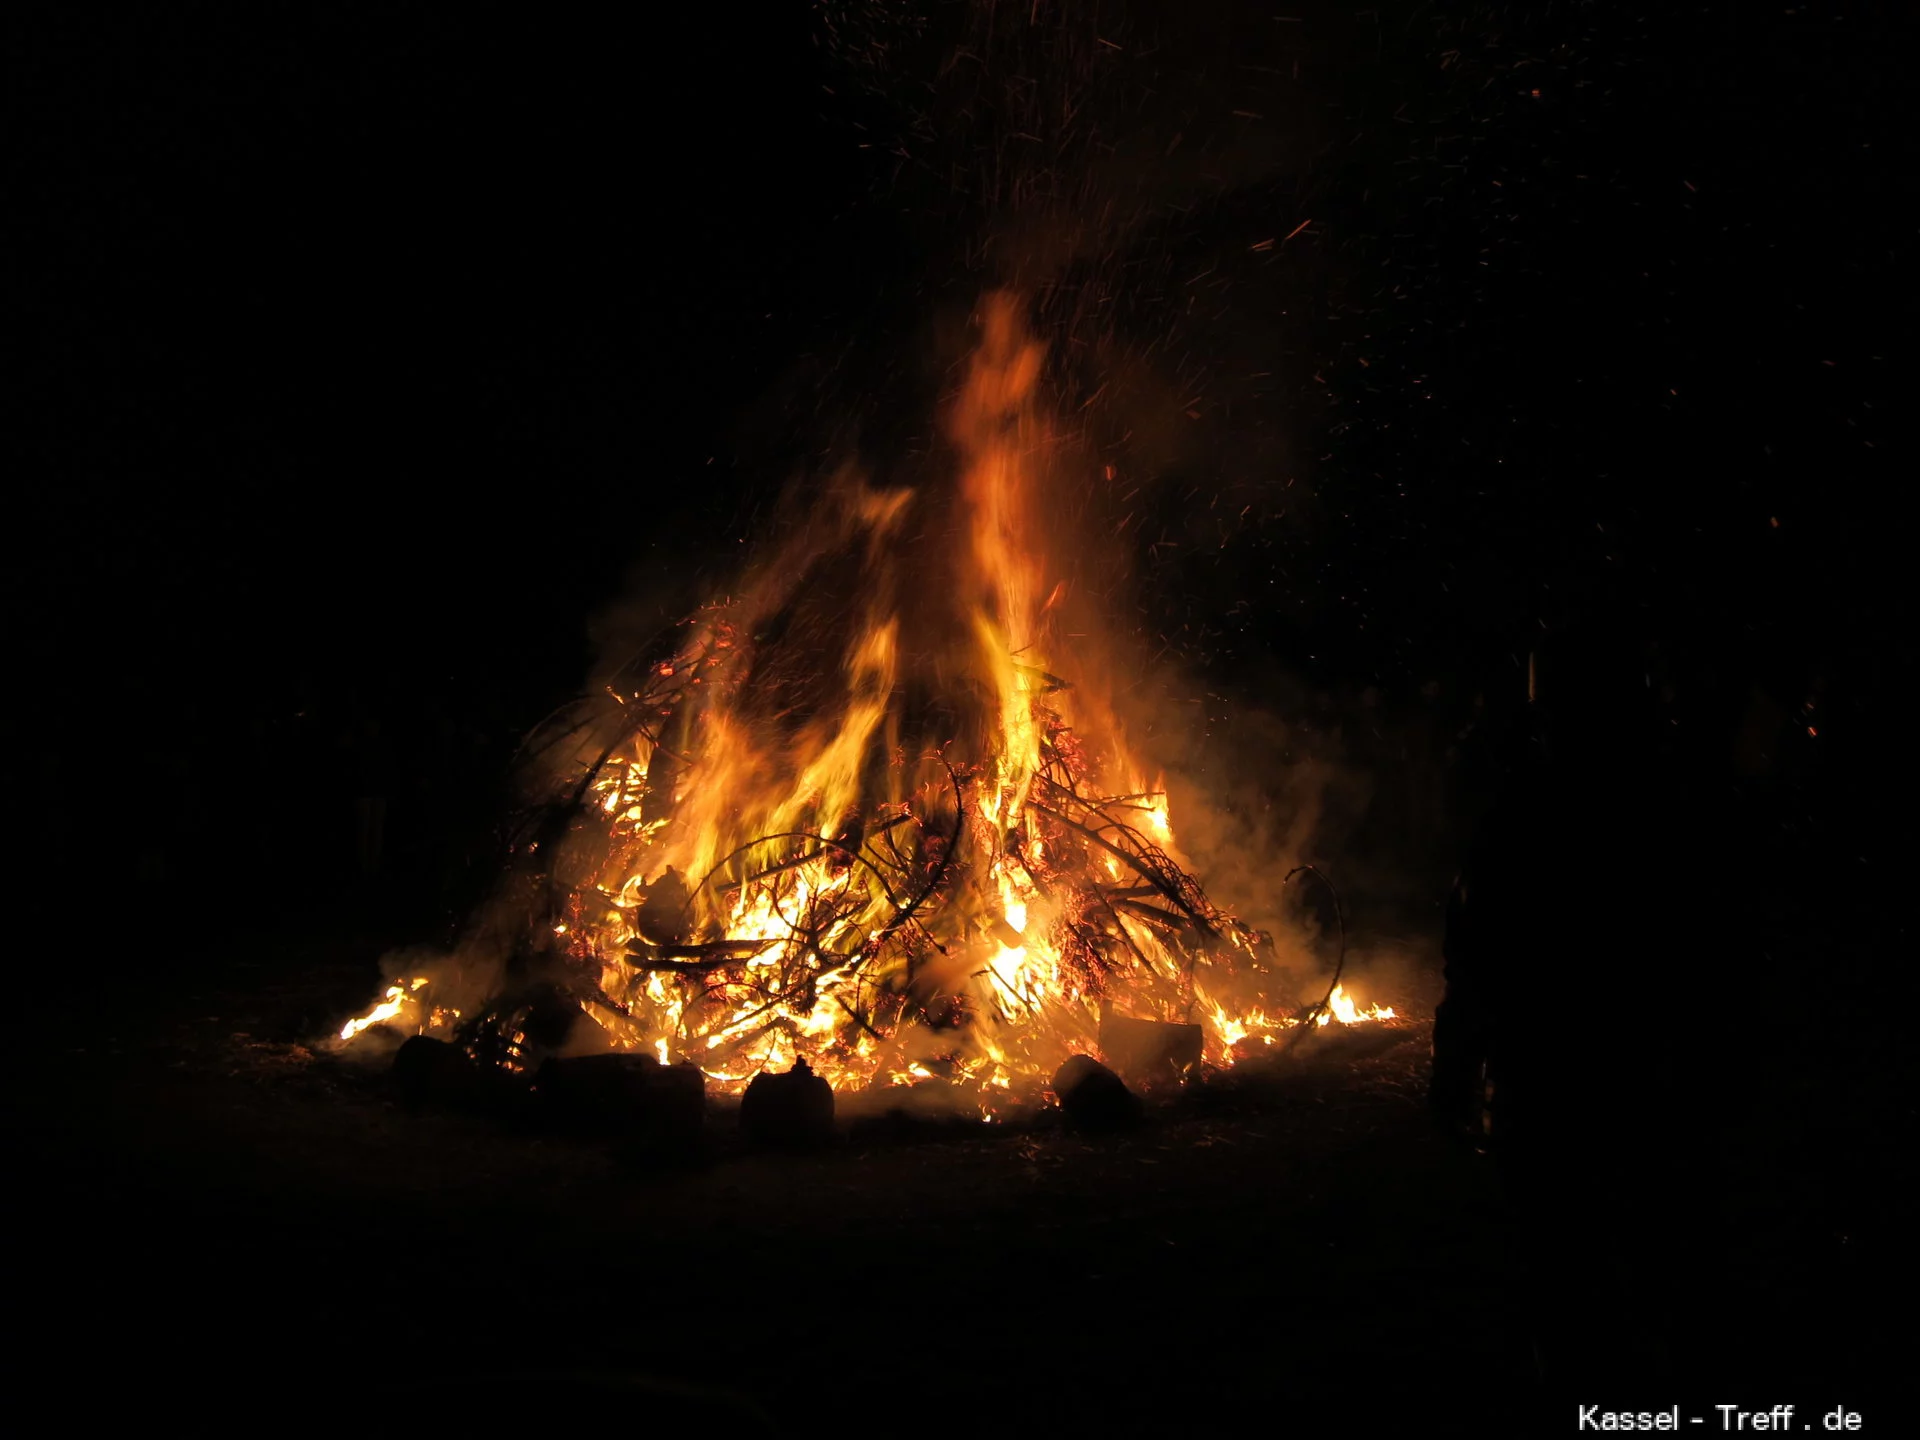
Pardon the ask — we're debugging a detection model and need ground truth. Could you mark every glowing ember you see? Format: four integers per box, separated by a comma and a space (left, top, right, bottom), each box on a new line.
337, 294, 1397, 1099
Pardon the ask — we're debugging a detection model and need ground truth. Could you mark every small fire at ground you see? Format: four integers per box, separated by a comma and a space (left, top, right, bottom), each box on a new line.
338, 294, 1397, 1114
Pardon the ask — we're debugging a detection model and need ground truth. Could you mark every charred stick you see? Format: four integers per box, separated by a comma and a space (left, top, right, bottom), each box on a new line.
1031, 779, 1187, 897
833, 993, 887, 1044
651, 939, 774, 959
1014, 663, 1071, 693
1007, 827, 1053, 899
601, 616, 701, 697
687, 831, 910, 921
1028, 802, 1215, 935
877, 824, 915, 875
1092, 887, 1161, 978
695, 1018, 790, 1067
1066, 920, 1120, 960
747, 813, 912, 885
617, 720, 697, 778
701, 975, 831, 1042
584, 984, 633, 1018
1034, 768, 1087, 808
623, 939, 779, 975
1109, 897, 1198, 934
867, 759, 967, 957
507, 700, 600, 774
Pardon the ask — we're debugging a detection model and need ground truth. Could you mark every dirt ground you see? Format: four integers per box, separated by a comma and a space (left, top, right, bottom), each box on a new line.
15, 925, 1901, 1435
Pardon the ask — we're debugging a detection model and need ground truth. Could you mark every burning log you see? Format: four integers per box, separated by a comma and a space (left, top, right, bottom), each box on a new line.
534, 1053, 705, 1146
1051, 1055, 1142, 1131
739, 1057, 836, 1148
1098, 1016, 1204, 1087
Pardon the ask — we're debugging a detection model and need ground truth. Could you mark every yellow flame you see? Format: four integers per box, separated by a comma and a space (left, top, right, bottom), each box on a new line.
336, 295, 1402, 1099
1319, 983, 1396, 1027
338, 977, 430, 1041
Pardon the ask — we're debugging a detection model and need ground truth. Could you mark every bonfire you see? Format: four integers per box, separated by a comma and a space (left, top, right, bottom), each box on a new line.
339, 294, 1391, 1107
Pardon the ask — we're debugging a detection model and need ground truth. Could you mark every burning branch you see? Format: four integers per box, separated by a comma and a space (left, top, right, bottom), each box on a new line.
336, 294, 1399, 1096
1025, 798, 1219, 939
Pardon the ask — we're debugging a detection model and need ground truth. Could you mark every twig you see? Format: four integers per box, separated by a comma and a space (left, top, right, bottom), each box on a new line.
1109, 896, 1197, 934
746, 813, 916, 885
865, 758, 968, 957
1092, 886, 1161, 977
834, 993, 887, 1044
1027, 801, 1216, 936
681, 831, 910, 926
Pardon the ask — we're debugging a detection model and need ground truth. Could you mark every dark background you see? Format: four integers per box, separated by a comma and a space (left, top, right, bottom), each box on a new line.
9, 1, 1907, 958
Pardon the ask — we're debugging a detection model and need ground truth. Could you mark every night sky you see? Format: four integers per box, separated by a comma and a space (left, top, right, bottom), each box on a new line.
11, 2, 1907, 946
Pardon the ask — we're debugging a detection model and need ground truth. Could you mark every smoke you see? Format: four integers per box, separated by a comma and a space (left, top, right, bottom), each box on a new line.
1067, 609, 1452, 1021
339, 890, 520, 1062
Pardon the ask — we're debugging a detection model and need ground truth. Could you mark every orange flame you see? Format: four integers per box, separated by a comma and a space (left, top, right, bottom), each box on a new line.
336, 294, 1395, 1101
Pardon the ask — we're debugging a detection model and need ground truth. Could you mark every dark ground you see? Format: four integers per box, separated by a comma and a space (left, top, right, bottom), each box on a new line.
18, 906, 1904, 1434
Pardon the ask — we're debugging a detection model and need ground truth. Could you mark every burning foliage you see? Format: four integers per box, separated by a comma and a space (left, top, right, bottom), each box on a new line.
339, 294, 1391, 1112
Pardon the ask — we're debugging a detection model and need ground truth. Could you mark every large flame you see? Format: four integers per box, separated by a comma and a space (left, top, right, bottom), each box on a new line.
340, 294, 1393, 1104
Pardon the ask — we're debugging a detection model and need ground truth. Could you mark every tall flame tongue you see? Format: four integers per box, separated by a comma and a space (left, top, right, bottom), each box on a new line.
341, 294, 1390, 1100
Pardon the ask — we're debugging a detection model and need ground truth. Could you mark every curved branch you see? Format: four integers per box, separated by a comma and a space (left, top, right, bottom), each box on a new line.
681, 830, 910, 923
865, 758, 968, 959
1282, 864, 1349, 1049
